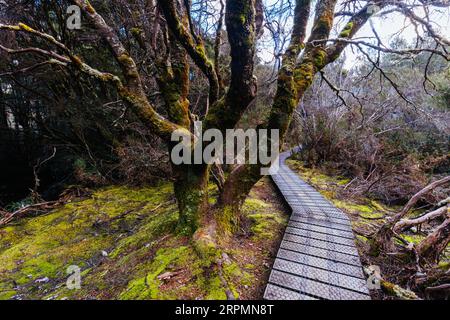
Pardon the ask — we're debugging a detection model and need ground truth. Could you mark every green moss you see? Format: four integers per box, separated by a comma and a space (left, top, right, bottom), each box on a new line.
223, 262, 252, 287
337, 177, 351, 185
18, 23, 35, 32
0, 290, 17, 300
333, 200, 372, 213
243, 197, 287, 240
360, 212, 385, 219
313, 49, 328, 68
216, 206, 238, 235
1, 177, 284, 300
398, 234, 426, 245
109, 204, 178, 258
243, 198, 269, 211
202, 275, 227, 300
339, 21, 354, 38
0, 183, 175, 299
294, 63, 315, 90
130, 27, 143, 36
356, 234, 368, 243
244, 263, 255, 270
119, 246, 190, 300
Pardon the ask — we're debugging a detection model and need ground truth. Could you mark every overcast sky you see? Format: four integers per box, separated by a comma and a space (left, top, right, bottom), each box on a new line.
257, 1, 450, 69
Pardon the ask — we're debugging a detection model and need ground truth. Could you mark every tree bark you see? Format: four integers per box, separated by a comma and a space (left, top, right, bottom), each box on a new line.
417, 218, 450, 265
218, 164, 261, 230
394, 206, 448, 233
172, 164, 210, 234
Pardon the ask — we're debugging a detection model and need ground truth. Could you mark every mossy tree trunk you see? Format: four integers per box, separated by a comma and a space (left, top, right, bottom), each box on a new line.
172, 164, 210, 234
214, 0, 381, 232
154, 6, 213, 237
2, 0, 385, 243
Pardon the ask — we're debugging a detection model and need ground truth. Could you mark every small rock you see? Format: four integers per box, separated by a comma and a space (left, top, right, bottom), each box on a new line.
157, 271, 175, 281
35, 277, 49, 283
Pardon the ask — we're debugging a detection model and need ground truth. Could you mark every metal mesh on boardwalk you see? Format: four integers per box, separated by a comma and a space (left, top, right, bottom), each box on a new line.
264, 151, 370, 300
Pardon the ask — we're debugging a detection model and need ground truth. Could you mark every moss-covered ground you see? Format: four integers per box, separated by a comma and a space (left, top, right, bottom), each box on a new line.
0, 178, 287, 300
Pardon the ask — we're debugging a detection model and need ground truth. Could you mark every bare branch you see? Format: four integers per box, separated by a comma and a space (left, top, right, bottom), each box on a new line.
158, 0, 220, 103
394, 205, 448, 233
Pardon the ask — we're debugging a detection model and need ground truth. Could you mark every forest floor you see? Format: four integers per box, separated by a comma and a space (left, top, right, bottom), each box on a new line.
2, 160, 448, 300
286, 159, 450, 300
0, 178, 289, 300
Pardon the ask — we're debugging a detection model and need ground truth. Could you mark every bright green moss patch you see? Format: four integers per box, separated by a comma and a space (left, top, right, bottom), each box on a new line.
119, 246, 191, 300
0, 178, 287, 300
286, 159, 390, 219
398, 234, 426, 245
339, 21, 354, 38
0, 183, 175, 300
0, 290, 16, 300
243, 196, 287, 240
247, 213, 285, 240
286, 159, 351, 188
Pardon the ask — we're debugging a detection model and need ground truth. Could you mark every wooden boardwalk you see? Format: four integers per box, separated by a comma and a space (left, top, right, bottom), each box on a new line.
264, 150, 371, 300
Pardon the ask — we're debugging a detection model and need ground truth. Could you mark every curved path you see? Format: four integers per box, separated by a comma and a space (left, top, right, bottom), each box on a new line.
264, 150, 371, 300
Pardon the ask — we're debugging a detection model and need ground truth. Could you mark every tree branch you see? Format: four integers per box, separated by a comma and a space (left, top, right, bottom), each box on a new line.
158, 0, 220, 103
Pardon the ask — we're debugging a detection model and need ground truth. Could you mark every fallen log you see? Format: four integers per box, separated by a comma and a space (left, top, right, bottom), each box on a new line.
424, 283, 450, 300
416, 217, 450, 265
380, 279, 420, 300
363, 266, 420, 300
370, 176, 450, 256
392, 176, 450, 225
394, 205, 448, 233
0, 200, 62, 227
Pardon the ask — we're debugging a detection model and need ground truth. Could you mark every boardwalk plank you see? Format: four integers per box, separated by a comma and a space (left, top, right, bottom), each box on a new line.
280, 240, 362, 266
268, 270, 370, 300
264, 150, 370, 300
272, 258, 369, 293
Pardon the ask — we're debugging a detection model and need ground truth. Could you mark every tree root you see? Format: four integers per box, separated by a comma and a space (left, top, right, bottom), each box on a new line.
379, 279, 420, 300
363, 267, 420, 300
192, 223, 237, 300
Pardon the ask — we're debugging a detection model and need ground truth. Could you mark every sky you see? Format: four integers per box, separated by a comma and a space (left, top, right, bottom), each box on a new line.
342, 5, 450, 68
257, 0, 450, 69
